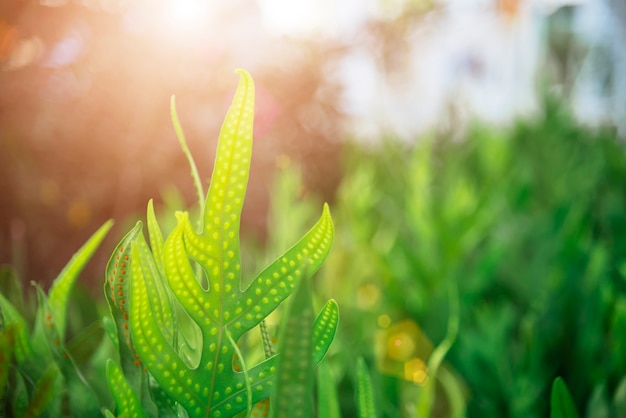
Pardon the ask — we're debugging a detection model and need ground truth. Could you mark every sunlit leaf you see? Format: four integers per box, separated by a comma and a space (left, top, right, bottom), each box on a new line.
147, 199, 166, 273
125, 69, 336, 418
48, 220, 113, 339
171, 95, 205, 214
104, 222, 143, 375
106, 359, 148, 418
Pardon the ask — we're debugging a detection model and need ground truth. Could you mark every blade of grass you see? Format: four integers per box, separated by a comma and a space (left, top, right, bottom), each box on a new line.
416, 280, 460, 417
550, 377, 580, 418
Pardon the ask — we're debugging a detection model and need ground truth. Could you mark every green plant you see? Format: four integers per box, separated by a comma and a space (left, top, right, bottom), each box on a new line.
550, 377, 579, 418
265, 97, 626, 417
0, 221, 113, 417
103, 69, 338, 418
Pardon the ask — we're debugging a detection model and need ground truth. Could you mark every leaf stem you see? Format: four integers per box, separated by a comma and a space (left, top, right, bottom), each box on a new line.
226, 329, 252, 417
170, 95, 206, 220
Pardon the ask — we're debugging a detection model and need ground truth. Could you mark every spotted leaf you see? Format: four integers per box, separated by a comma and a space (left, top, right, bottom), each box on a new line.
106, 359, 148, 418
147, 199, 165, 273
356, 357, 378, 418
104, 222, 146, 392
115, 69, 337, 418
271, 278, 315, 418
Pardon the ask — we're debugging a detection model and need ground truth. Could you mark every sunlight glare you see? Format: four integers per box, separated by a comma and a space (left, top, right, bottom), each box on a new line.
158, 0, 212, 38
259, 0, 325, 35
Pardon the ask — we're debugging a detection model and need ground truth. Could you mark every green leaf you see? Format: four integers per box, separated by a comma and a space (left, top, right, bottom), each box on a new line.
147, 199, 166, 273
0, 266, 25, 315
0, 325, 15, 401
106, 359, 148, 418
271, 278, 315, 418
550, 377, 580, 418
201, 68, 254, 235
104, 409, 117, 418
104, 222, 143, 376
48, 220, 113, 339
11, 371, 29, 417
356, 357, 377, 418
134, 232, 176, 346
103, 315, 120, 349
33, 285, 101, 416
171, 95, 205, 214
317, 362, 341, 418
0, 292, 33, 364
416, 281, 460, 417
312, 299, 339, 365
22, 363, 59, 418
126, 69, 336, 418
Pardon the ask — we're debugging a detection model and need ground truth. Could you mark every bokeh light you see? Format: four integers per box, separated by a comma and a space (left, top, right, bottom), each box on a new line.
376, 319, 435, 383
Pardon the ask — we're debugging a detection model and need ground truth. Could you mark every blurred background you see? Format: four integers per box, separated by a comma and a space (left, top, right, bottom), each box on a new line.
1, 0, 625, 416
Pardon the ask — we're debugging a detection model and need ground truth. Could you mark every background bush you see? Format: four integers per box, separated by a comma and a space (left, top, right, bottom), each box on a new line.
267, 96, 626, 417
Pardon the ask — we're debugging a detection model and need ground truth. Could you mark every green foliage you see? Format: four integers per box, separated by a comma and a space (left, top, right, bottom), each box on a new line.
551, 377, 580, 418
0, 221, 113, 416
5, 66, 625, 418
106, 359, 148, 418
356, 357, 377, 418
103, 69, 338, 418
265, 98, 626, 417
271, 278, 315, 418
316, 362, 341, 418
